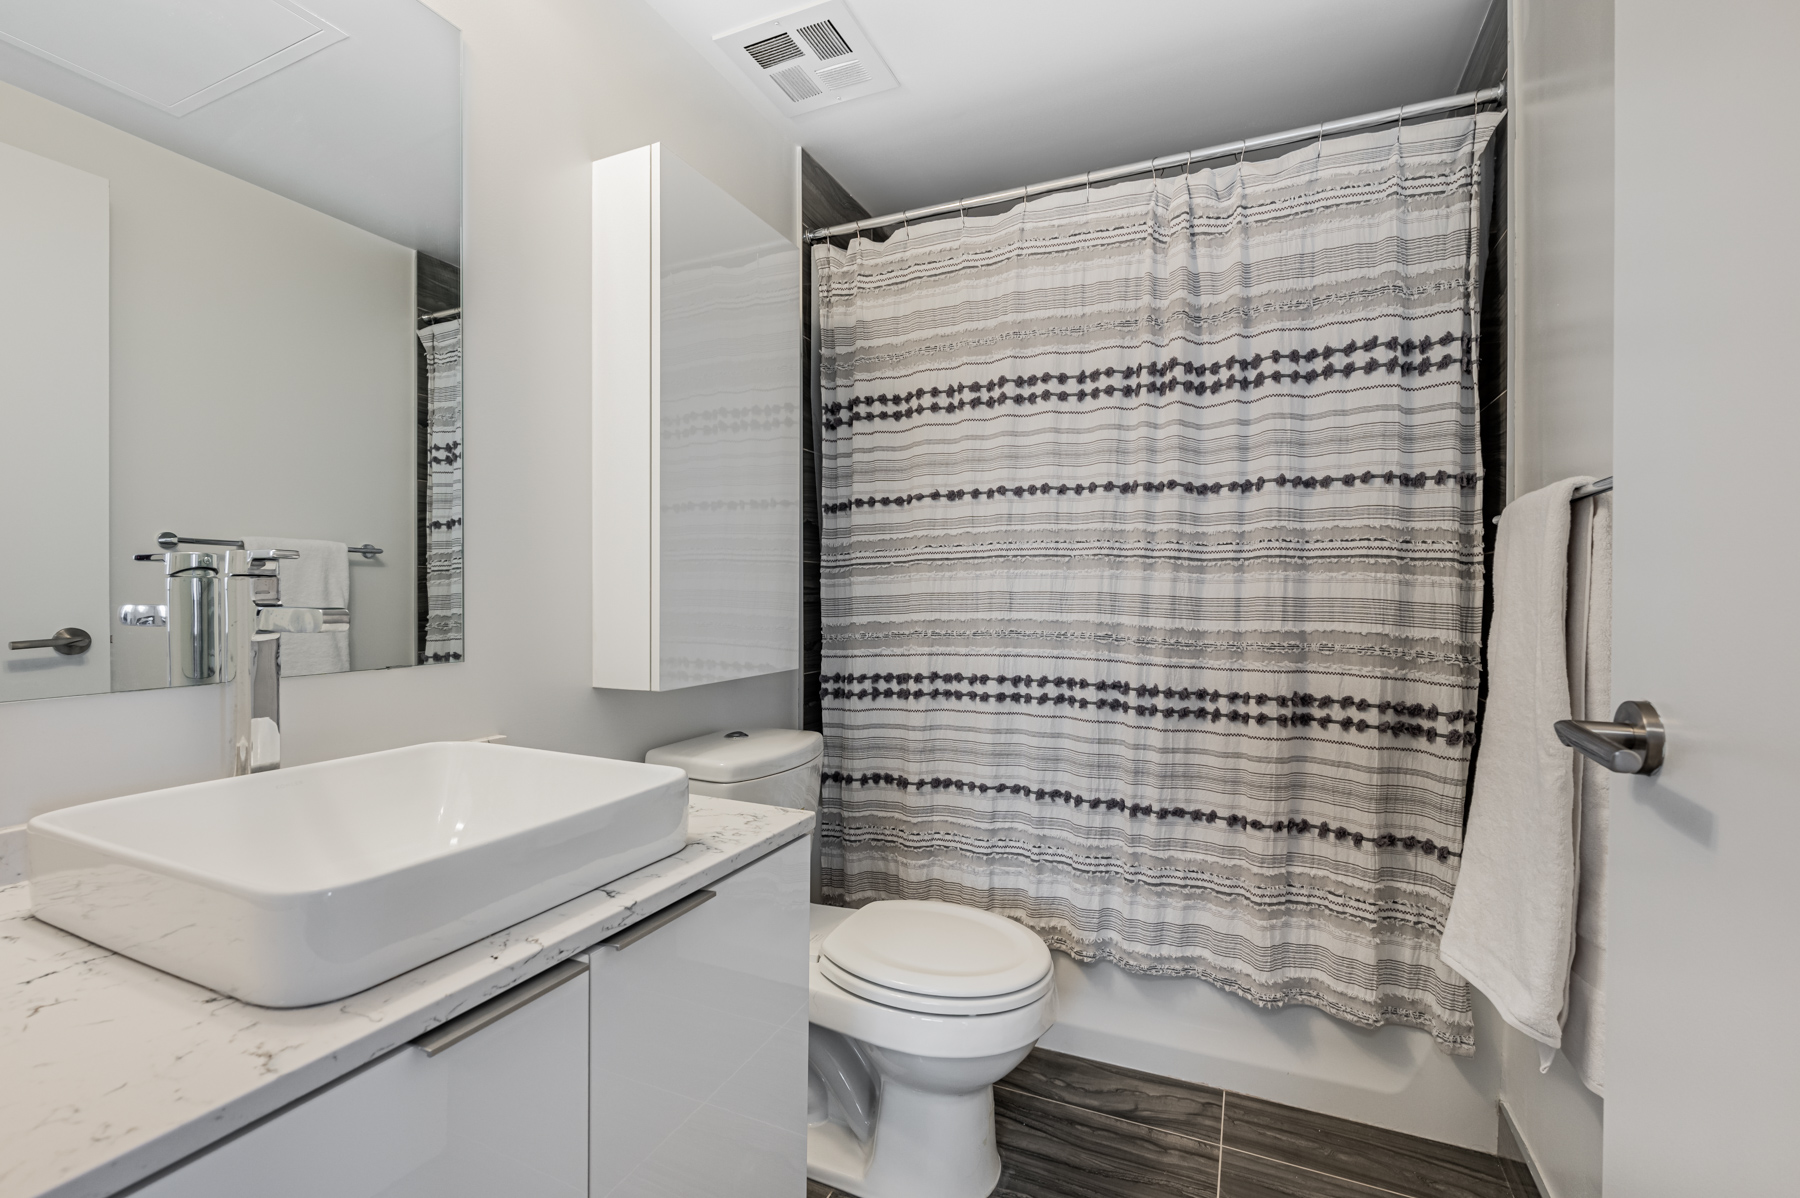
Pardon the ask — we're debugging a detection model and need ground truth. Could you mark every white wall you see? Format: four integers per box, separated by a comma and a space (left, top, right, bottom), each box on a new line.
1497, 1022, 1603, 1198
0, 0, 800, 834
1491, 2, 1613, 1194
1506, 0, 1614, 497
0, 79, 419, 682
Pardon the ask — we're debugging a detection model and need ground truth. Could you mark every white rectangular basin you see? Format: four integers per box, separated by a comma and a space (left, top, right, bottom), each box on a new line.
26, 742, 689, 1006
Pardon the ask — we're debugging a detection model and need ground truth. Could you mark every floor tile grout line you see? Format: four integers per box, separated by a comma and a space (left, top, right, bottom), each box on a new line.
1215, 1091, 1226, 1197
1219, 1085, 1516, 1190
992, 1081, 1224, 1150
1220, 1145, 1437, 1198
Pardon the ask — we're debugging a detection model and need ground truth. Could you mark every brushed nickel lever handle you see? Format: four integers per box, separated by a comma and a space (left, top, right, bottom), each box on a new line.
8, 627, 92, 655
599, 889, 716, 950
1555, 700, 1664, 775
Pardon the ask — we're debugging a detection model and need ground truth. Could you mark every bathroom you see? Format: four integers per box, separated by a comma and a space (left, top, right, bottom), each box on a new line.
0, 1, 1790, 1196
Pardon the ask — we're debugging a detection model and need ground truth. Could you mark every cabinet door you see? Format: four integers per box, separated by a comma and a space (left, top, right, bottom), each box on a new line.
588, 838, 809, 1198
138, 964, 589, 1198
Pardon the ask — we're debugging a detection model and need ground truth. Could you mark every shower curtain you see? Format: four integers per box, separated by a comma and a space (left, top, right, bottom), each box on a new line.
815, 113, 1500, 1052
416, 317, 464, 664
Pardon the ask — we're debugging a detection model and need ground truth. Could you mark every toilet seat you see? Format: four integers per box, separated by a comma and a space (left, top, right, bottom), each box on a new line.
819, 899, 1053, 1000
808, 904, 1057, 1061
818, 954, 1054, 1015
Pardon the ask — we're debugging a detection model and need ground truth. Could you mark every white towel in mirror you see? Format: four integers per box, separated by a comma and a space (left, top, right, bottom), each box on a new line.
244, 537, 350, 675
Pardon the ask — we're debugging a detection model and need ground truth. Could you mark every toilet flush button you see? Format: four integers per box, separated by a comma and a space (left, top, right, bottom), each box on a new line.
820, 899, 1052, 998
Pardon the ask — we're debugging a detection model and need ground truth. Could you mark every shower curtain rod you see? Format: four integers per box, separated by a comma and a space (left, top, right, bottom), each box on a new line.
805, 83, 1505, 243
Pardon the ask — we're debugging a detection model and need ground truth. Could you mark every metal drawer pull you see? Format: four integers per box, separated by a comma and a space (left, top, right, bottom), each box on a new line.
600, 889, 716, 951
414, 957, 589, 1057
1554, 700, 1664, 775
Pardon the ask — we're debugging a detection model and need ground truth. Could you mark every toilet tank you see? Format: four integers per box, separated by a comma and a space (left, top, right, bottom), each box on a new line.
645, 728, 823, 809
646, 728, 824, 899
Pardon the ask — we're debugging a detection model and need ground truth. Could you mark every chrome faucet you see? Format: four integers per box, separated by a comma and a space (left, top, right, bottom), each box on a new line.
134, 546, 349, 774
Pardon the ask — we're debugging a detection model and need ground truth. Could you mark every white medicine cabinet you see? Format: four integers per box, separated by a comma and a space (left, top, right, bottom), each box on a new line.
591, 144, 802, 692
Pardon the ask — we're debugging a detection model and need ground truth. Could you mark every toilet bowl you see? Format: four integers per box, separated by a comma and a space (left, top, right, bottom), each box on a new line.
807, 901, 1057, 1198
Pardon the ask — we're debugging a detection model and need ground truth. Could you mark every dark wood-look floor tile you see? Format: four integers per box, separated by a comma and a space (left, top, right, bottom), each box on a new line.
1001, 1048, 1226, 1143
994, 1085, 1221, 1198
992, 1161, 1045, 1198
1219, 1148, 1409, 1198
805, 1179, 836, 1198
1221, 1094, 1512, 1198
1497, 1157, 1543, 1198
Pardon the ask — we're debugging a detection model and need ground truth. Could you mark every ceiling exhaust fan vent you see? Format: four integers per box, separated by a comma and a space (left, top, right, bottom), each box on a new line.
796, 20, 852, 60
716, 1, 896, 115
743, 31, 803, 69
814, 59, 868, 90
771, 65, 822, 101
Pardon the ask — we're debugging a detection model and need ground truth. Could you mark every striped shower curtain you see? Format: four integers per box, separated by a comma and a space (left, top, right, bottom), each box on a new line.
815, 113, 1500, 1052
416, 317, 464, 664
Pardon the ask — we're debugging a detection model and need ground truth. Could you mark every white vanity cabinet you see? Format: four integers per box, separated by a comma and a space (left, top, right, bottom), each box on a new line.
136, 964, 590, 1198
586, 836, 810, 1198
590, 142, 802, 693
128, 837, 808, 1198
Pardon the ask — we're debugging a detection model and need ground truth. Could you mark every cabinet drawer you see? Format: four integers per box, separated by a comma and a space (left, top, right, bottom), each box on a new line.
138, 966, 589, 1198
587, 836, 809, 1198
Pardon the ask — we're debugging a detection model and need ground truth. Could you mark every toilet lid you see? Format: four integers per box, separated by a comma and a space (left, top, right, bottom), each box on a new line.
820, 900, 1052, 999
819, 953, 1055, 1016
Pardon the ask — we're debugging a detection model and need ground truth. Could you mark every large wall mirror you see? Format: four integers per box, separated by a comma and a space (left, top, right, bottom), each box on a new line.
0, 0, 463, 703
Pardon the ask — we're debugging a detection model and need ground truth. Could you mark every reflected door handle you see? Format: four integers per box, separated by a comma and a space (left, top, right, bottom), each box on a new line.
1554, 700, 1664, 775
9, 627, 93, 655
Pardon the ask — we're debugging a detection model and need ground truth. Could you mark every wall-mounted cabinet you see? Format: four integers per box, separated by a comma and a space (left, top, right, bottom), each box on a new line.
591, 144, 800, 692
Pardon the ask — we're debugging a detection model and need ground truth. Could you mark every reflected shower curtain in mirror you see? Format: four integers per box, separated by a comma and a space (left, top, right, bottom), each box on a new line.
815, 113, 1500, 1052
417, 317, 464, 663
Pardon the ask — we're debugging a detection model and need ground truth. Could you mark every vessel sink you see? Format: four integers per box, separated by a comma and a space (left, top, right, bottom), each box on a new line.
26, 742, 689, 1006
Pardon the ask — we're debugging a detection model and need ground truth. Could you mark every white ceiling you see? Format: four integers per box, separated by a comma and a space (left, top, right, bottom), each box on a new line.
0, 0, 460, 261
644, 0, 1495, 217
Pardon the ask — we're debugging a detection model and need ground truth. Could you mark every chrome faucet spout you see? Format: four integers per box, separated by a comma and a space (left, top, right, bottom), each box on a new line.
222, 550, 350, 775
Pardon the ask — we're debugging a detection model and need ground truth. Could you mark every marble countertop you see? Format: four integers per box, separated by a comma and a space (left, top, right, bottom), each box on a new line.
0, 796, 813, 1198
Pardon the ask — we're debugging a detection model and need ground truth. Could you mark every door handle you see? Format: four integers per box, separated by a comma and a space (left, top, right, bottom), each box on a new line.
1554, 700, 1664, 775
8, 627, 92, 655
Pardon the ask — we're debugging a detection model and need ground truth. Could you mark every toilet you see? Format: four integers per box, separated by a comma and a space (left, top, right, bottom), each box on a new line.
807, 900, 1057, 1198
644, 730, 1057, 1197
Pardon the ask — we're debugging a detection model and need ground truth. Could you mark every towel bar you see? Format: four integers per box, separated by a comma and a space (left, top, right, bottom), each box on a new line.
154, 533, 383, 558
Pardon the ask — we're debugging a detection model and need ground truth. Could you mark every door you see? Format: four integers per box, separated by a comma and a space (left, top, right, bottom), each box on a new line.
1607, 4, 1800, 1194
0, 139, 110, 701
136, 963, 589, 1197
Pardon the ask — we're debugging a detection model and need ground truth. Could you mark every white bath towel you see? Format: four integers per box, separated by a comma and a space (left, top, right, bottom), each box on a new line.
1562, 492, 1612, 1096
1440, 477, 1593, 1055
244, 537, 350, 676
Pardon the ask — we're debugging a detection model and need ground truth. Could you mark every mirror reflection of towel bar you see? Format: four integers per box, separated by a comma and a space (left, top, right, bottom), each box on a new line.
154, 532, 383, 557
157, 531, 243, 549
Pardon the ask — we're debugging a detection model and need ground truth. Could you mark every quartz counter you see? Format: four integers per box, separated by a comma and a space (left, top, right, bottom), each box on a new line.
0, 795, 812, 1198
